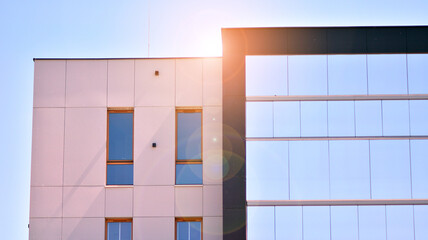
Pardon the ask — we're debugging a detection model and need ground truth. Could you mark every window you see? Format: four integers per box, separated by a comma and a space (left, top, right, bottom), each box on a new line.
176, 218, 202, 240
107, 109, 133, 185
176, 108, 203, 185
106, 219, 132, 240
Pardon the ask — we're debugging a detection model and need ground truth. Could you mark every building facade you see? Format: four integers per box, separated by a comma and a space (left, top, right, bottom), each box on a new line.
31, 26, 428, 240
30, 58, 223, 239
222, 26, 428, 240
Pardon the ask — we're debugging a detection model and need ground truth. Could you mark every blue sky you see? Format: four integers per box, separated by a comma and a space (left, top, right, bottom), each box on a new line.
1, 0, 428, 238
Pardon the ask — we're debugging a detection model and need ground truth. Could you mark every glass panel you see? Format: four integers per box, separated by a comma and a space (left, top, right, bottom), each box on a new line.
246, 141, 289, 201
410, 140, 428, 198
358, 206, 386, 240
370, 140, 411, 199
414, 205, 428, 240
410, 100, 428, 136
289, 141, 329, 200
382, 100, 410, 136
275, 206, 302, 240
176, 164, 202, 185
247, 206, 275, 240
274, 101, 300, 137
107, 222, 120, 240
355, 100, 382, 136
331, 206, 358, 240
328, 101, 355, 136
367, 54, 407, 94
120, 222, 132, 240
302, 206, 330, 240
300, 101, 327, 137
329, 140, 370, 199
288, 55, 328, 95
246, 102, 273, 137
177, 112, 201, 160
189, 222, 201, 240
408, 54, 428, 94
328, 55, 367, 95
245, 55, 288, 96
386, 205, 414, 240
177, 222, 189, 240
109, 113, 133, 160
107, 164, 133, 185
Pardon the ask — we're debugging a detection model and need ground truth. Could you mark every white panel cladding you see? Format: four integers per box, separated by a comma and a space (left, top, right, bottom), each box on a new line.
246, 55, 287, 96
29, 218, 62, 240
134, 107, 175, 186
135, 59, 175, 106
33, 60, 66, 107
30, 187, 62, 218
134, 186, 174, 217
63, 108, 106, 186
203, 217, 223, 240
31, 108, 64, 186
107, 59, 135, 107
62, 218, 104, 240
133, 217, 174, 240
203, 185, 222, 216
176, 58, 203, 106
175, 186, 203, 216
62, 187, 105, 217
203, 58, 222, 106
66, 60, 107, 107
105, 187, 133, 217
203, 106, 222, 185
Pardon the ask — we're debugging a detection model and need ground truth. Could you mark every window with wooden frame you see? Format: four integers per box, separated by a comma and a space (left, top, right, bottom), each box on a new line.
176, 217, 203, 240
106, 218, 132, 240
176, 108, 203, 185
107, 109, 134, 185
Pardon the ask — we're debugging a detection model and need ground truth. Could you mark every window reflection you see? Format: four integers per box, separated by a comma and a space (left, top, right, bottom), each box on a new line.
246, 102, 273, 137
288, 55, 327, 95
274, 101, 300, 137
303, 206, 330, 240
331, 206, 358, 240
246, 141, 289, 200
275, 206, 302, 240
328, 101, 355, 136
328, 55, 367, 95
382, 100, 409, 136
289, 141, 329, 200
355, 101, 382, 136
246, 55, 288, 96
329, 140, 370, 199
370, 140, 411, 199
367, 54, 407, 94
300, 101, 327, 137
247, 206, 275, 240
359, 206, 386, 240
386, 205, 414, 240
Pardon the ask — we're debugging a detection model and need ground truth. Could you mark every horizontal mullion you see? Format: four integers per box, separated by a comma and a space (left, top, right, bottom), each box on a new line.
246, 136, 428, 141
247, 94, 428, 102
107, 160, 133, 164
247, 199, 428, 206
176, 160, 202, 164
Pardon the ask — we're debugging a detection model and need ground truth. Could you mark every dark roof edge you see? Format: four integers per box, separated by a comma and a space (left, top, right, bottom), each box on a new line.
221, 25, 428, 30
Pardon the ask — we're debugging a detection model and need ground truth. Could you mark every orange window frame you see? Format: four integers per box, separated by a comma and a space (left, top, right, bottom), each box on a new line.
175, 217, 203, 240
175, 108, 203, 165
105, 218, 133, 240
106, 109, 134, 184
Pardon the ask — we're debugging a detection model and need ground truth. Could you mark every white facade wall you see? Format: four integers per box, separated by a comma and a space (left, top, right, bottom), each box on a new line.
30, 58, 223, 240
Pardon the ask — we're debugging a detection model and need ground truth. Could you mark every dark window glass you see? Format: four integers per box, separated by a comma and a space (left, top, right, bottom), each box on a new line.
177, 112, 201, 160
107, 164, 133, 185
176, 164, 202, 185
109, 113, 133, 160
107, 221, 132, 240
177, 221, 201, 240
